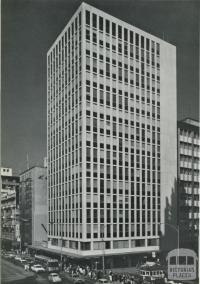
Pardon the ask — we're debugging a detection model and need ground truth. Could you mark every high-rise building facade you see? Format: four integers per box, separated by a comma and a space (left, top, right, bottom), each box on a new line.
47, 3, 177, 261
177, 118, 199, 252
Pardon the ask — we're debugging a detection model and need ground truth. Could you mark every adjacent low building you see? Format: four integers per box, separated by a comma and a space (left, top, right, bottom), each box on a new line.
1, 167, 19, 194
19, 165, 48, 250
177, 118, 199, 252
1, 168, 20, 249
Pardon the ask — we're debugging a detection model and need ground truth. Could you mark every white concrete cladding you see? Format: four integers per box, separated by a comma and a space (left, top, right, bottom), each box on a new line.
47, 2, 177, 257
160, 44, 177, 232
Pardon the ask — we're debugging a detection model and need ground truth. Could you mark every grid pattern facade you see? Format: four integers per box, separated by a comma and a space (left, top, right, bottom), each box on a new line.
178, 118, 199, 250
47, 7, 83, 251
47, 3, 176, 256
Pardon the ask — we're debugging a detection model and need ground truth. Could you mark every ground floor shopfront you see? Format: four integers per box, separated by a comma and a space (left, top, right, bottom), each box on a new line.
27, 244, 157, 270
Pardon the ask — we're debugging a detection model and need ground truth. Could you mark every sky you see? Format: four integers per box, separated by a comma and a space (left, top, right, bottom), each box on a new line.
2, 0, 199, 174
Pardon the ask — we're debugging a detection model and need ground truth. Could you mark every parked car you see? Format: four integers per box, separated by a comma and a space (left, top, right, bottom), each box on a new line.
31, 264, 45, 273
48, 273, 62, 283
5, 252, 16, 259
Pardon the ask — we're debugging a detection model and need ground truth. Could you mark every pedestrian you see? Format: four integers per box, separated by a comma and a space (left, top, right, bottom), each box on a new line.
24, 263, 29, 271
109, 274, 113, 282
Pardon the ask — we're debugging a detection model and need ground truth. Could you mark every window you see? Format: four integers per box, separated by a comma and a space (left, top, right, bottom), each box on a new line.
106, 19, 110, 33
118, 43, 122, 53
100, 90, 104, 104
92, 14, 97, 28
141, 36, 144, 48
99, 16, 103, 31
130, 31, 133, 43
146, 38, 150, 50
179, 256, 186, 265
156, 43, 160, 55
80, 242, 91, 250
86, 29, 90, 41
106, 92, 110, 106
118, 25, 122, 39
112, 22, 116, 36
86, 11, 90, 25
124, 28, 128, 41
187, 256, 194, 265
136, 33, 139, 46
91, 33, 97, 45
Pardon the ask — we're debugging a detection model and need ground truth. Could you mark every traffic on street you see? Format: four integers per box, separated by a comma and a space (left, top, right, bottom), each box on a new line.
1, 249, 199, 284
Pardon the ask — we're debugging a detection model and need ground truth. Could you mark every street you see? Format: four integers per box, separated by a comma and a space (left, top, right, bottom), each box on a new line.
1, 258, 73, 284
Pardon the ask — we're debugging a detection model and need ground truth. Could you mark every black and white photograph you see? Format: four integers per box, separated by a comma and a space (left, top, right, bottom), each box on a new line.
1, 0, 199, 283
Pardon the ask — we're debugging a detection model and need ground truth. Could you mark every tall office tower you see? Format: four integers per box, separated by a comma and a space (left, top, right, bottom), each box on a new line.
47, 3, 177, 264
177, 118, 199, 252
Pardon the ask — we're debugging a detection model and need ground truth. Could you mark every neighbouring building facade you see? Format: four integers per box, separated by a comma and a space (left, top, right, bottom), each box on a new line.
1, 167, 13, 177
1, 191, 20, 249
47, 2, 177, 265
19, 166, 47, 249
1, 168, 20, 249
177, 118, 199, 252
1, 167, 19, 194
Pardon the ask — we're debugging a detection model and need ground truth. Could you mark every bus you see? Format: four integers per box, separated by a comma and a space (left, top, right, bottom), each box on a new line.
166, 248, 197, 281
34, 255, 59, 272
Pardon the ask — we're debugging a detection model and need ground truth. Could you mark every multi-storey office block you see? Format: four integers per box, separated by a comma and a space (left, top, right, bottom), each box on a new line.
47, 3, 177, 259
177, 118, 199, 252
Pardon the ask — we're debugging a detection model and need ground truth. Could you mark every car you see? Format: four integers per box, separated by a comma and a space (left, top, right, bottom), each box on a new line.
48, 273, 62, 283
74, 279, 85, 284
5, 252, 16, 259
20, 259, 27, 264
3, 253, 12, 259
96, 279, 109, 284
31, 264, 45, 273
15, 255, 22, 261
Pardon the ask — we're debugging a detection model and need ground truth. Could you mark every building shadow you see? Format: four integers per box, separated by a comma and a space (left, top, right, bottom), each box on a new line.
160, 178, 178, 260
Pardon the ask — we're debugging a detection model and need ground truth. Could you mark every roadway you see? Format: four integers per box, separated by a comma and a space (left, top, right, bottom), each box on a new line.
1, 258, 73, 284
